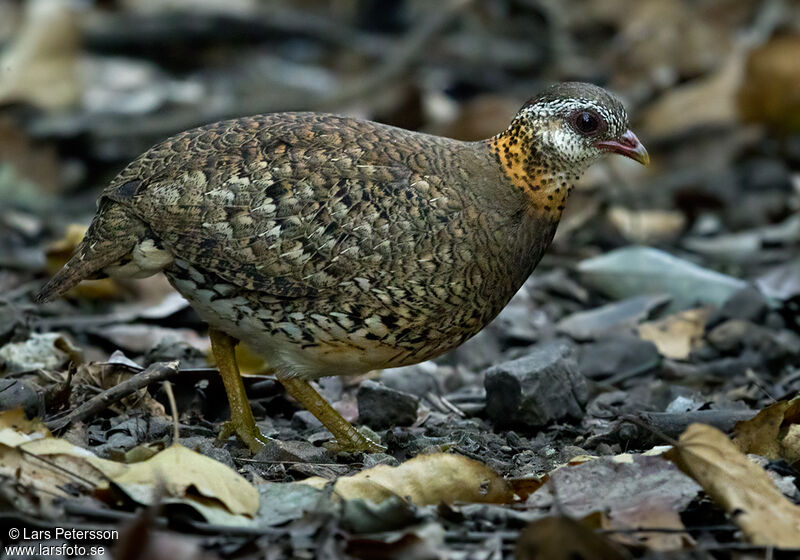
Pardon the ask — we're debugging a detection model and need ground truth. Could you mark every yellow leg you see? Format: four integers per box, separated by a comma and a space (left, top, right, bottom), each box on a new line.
279, 377, 385, 453
209, 329, 269, 453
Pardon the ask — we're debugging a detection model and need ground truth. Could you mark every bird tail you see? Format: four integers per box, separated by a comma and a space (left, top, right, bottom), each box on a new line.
35, 201, 147, 302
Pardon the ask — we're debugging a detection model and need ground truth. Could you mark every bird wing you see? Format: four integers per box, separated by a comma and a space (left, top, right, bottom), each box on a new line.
103, 113, 458, 298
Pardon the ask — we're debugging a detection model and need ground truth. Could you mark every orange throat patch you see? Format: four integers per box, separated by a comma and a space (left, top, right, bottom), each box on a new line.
488, 129, 574, 216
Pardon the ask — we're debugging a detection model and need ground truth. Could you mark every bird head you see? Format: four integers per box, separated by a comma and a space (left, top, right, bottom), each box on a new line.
489, 82, 648, 213
518, 82, 649, 168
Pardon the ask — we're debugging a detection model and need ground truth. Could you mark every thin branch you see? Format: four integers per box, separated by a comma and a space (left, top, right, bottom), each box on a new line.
45, 361, 180, 432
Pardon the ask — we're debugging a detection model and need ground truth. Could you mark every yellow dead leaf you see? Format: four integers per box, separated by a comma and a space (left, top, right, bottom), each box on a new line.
0, 445, 76, 505
783, 425, 800, 465
665, 423, 800, 547
0, 0, 82, 110
607, 207, 686, 244
300, 453, 512, 506
0, 413, 120, 505
104, 443, 258, 516
0, 410, 256, 517
206, 341, 272, 376
0, 408, 51, 436
638, 308, 711, 360
733, 396, 800, 464
738, 34, 800, 134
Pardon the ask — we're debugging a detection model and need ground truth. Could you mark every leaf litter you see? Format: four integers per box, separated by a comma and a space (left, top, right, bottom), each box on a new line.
1, 0, 800, 558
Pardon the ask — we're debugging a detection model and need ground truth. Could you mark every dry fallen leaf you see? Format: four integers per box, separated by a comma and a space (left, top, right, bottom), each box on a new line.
0, 409, 116, 507
526, 453, 698, 552
73, 361, 166, 417
0, 0, 82, 110
515, 515, 630, 560
300, 453, 513, 506
105, 444, 259, 516
212, 342, 273, 376
0, 410, 257, 516
738, 34, 800, 134
607, 207, 686, 244
637, 307, 711, 360
665, 423, 800, 547
0, 407, 50, 436
733, 396, 800, 465
639, 48, 744, 139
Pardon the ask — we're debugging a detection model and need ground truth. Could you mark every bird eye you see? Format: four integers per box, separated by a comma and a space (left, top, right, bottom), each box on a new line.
572, 111, 602, 136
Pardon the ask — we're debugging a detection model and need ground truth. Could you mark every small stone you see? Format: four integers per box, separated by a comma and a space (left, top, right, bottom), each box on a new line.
357, 380, 419, 430
557, 295, 670, 340
484, 340, 588, 429
181, 436, 236, 468
719, 285, 768, 324
594, 443, 616, 456
706, 319, 800, 365
765, 311, 786, 330
559, 445, 590, 462
706, 320, 757, 354
578, 335, 660, 380
379, 362, 439, 398
253, 439, 332, 464
362, 452, 400, 468
292, 410, 323, 431
144, 340, 207, 368
440, 328, 504, 371
0, 379, 41, 418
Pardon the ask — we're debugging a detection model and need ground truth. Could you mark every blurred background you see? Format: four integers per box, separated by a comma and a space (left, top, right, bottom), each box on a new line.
0, 0, 799, 361
2, 3, 800, 555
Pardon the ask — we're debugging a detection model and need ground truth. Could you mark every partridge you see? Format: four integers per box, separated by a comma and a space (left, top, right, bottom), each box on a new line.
37, 82, 648, 452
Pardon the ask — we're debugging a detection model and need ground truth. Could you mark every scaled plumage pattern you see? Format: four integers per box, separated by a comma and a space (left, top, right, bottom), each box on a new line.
39, 82, 649, 452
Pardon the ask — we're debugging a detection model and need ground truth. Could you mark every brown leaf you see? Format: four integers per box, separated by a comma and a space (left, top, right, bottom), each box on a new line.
526, 453, 698, 552
0, 0, 82, 110
103, 443, 259, 516
639, 49, 743, 139
73, 361, 165, 417
0, 407, 50, 436
205, 341, 273, 376
738, 34, 800, 134
0, 410, 256, 517
637, 307, 711, 360
607, 207, 686, 245
300, 453, 513, 506
665, 423, 800, 547
515, 515, 630, 560
733, 396, 800, 464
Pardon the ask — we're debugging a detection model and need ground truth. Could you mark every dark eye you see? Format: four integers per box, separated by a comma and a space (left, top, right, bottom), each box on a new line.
572, 111, 602, 135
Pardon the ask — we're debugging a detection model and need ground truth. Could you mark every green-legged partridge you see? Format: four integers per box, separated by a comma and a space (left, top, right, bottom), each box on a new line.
38, 82, 649, 452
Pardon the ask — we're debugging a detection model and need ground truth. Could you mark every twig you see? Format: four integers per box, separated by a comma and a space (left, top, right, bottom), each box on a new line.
162, 381, 179, 442
45, 361, 180, 432
617, 410, 757, 448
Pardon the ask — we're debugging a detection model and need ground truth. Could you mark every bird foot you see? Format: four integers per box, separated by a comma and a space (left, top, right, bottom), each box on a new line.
218, 420, 272, 453
323, 427, 387, 454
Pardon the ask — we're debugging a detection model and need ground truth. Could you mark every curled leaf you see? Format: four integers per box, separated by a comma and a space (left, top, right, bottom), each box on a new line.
733, 396, 800, 465
665, 423, 800, 548
300, 453, 513, 506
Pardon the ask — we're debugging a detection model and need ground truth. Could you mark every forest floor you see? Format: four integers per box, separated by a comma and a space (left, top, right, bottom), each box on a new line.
0, 1, 799, 558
